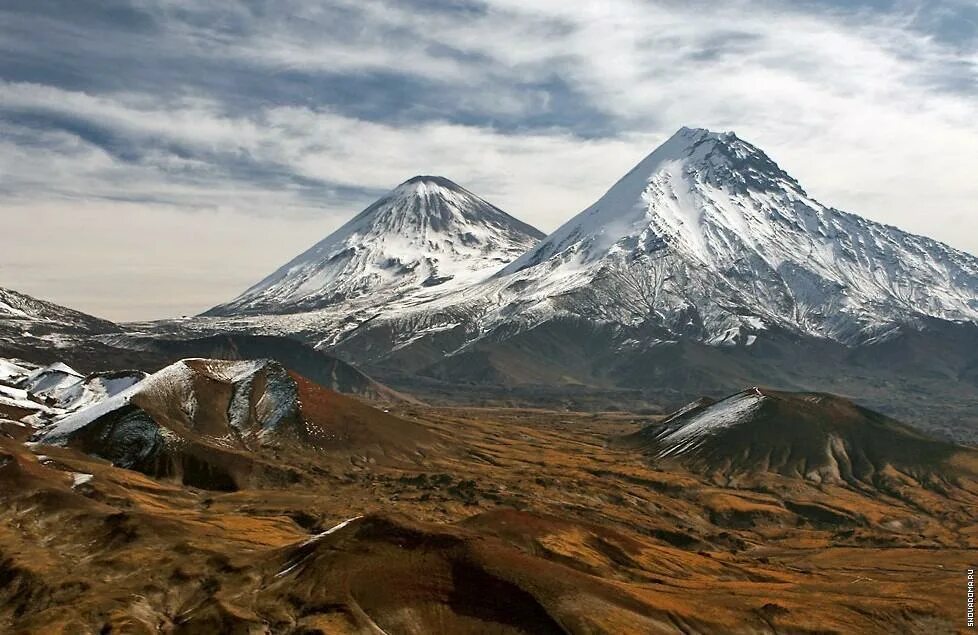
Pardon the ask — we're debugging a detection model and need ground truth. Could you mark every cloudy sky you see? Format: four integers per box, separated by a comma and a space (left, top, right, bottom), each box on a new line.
1, 0, 976, 321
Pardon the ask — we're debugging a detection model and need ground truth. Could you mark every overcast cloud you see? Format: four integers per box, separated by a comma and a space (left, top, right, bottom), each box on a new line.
1, 0, 976, 320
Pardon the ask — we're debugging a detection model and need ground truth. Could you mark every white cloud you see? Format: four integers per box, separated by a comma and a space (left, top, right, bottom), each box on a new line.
351, 0, 978, 253
0, 80, 644, 223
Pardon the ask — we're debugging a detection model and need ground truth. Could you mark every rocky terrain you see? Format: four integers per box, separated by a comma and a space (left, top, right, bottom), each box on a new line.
1, 366, 975, 633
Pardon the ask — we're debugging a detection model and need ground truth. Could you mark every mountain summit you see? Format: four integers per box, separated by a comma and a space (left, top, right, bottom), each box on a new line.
206, 176, 544, 319
491, 126, 978, 344
501, 126, 803, 274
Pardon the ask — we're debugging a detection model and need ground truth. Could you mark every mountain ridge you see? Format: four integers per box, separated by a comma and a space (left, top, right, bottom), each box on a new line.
0, 287, 120, 338
202, 127, 978, 355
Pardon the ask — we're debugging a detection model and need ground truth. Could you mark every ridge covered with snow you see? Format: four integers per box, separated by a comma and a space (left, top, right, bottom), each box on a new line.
321, 127, 978, 353
0, 287, 119, 340
0, 358, 146, 430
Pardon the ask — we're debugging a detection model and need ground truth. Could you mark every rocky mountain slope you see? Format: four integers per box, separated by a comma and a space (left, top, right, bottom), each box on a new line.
0, 287, 119, 341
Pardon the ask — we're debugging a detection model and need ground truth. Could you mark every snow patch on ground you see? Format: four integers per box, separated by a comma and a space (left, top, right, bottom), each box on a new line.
71, 472, 94, 487
276, 515, 365, 578
308, 514, 364, 543
0, 358, 35, 384
656, 391, 765, 458
24, 363, 83, 397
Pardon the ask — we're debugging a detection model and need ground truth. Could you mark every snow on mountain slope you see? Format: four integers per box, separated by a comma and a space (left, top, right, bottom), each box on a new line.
480, 127, 978, 345
23, 362, 84, 397
187, 128, 977, 356
652, 390, 766, 459
0, 358, 37, 385
40, 370, 148, 413
0, 287, 119, 338
206, 176, 544, 323
0, 357, 147, 431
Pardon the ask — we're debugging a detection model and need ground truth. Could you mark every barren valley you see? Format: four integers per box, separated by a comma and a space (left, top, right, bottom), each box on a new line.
3, 392, 976, 633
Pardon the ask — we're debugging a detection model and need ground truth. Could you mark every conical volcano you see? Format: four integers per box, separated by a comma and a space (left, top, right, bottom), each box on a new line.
206, 176, 544, 317
492, 126, 978, 345
618, 387, 971, 487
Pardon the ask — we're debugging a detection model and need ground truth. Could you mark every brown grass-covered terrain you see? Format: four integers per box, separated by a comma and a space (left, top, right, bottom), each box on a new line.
2, 391, 977, 634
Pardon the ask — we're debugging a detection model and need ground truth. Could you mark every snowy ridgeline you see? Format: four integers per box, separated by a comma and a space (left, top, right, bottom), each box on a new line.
653, 391, 765, 459
196, 127, 978, 353
0, 287, 119, 336
0, 358, 146, 429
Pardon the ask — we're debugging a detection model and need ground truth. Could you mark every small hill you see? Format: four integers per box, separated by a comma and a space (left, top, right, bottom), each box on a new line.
36, 359, 302, 490
34, 358, 437, 490
618, 387, 972, 487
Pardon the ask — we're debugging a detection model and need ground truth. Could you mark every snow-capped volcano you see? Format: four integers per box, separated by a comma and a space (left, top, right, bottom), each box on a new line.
189, 127, 978, 416
207, 176, 544, 318
487, 127, 978, 344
